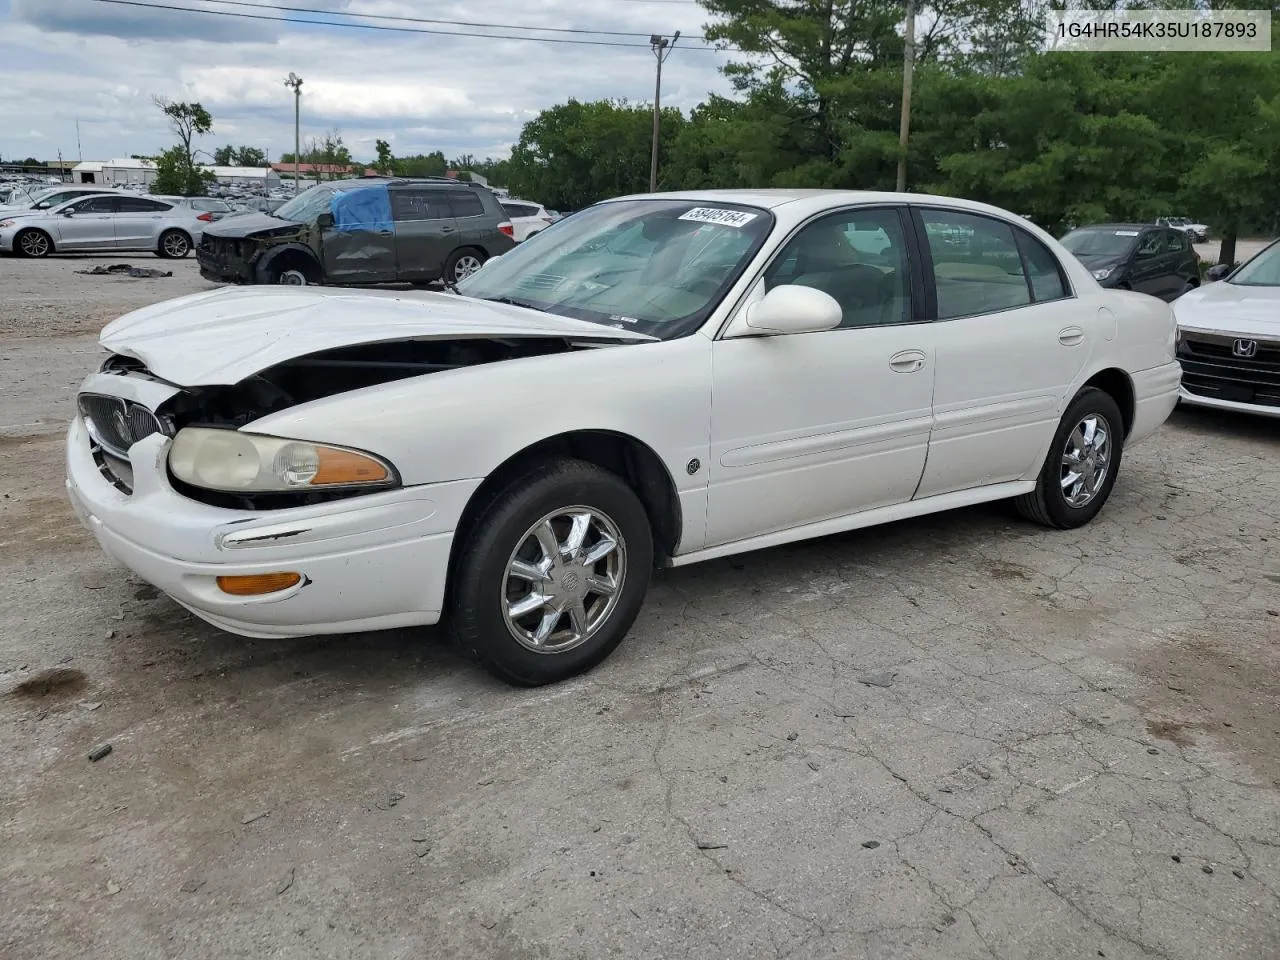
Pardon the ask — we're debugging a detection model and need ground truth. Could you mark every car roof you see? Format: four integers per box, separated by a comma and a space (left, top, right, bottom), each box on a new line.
1070, 223, 1160, 231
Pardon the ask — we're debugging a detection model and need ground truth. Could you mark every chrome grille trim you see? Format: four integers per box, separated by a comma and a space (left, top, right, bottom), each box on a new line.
77, 393, 166, 458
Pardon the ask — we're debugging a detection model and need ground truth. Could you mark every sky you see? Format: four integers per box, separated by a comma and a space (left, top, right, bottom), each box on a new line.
0, 0, 736, 165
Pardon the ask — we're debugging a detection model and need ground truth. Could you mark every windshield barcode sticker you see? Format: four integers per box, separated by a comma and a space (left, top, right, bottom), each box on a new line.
678, 207, 758, 228
1114, 230, 1140, 236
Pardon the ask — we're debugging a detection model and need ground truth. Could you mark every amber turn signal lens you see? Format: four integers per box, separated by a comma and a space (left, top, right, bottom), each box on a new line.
216, 572, 303, 596
313, 447, 390, 486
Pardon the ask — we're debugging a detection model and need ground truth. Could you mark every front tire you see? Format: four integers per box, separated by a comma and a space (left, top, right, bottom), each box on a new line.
1015, 387, 1124, 529
449, 459, 654, 687
15, 228, 53, 258
157, 229, 191, 259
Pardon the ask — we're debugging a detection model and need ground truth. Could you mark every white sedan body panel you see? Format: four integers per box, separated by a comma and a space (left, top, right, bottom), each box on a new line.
65, 188, 1182, 641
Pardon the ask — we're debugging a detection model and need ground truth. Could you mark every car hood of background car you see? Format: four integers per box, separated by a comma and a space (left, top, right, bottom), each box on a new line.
202, 212, 300, 237
1173, 281, 1280, 337
99, 286, 656, 386
1074, 253, 1125, 272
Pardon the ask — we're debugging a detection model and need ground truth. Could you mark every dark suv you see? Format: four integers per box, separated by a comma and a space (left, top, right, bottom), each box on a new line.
1059, 223, 1200, 301
196, 177, 516, 287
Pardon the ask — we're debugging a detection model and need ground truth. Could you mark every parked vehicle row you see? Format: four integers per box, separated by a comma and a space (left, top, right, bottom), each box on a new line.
1156, 216, 1210, 242
66, 189, 1180, 687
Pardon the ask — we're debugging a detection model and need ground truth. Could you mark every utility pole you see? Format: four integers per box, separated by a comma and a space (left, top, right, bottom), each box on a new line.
649, 31, 680, 193
285, 73, 303, 194
75, 120, 83, 163
896, 0, 916, 192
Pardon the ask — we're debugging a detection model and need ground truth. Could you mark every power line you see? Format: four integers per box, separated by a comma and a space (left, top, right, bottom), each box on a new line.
187, 0, 711, 41
84, 0, 734, 50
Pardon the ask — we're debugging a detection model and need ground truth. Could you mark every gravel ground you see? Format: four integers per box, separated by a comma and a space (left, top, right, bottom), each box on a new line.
1, 252, 1278, 960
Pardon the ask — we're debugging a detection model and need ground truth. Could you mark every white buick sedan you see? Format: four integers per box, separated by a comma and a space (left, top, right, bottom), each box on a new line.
66, 190, 1181, 685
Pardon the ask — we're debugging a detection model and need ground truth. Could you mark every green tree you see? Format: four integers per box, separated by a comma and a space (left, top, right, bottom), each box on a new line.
154, 97, 212, 171
152, 145, 215, 196
374, 138, 394, 173
236, 145, 268, 167
506, 99, 686, 210
212, 144, 236, 166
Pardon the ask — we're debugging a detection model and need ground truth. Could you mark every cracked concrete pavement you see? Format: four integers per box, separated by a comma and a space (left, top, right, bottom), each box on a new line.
2, 255, 1278, 960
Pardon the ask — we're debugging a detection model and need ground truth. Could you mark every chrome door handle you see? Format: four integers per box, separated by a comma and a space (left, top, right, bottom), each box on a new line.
1058, 326, 1085, 346
889, 349, 926, 373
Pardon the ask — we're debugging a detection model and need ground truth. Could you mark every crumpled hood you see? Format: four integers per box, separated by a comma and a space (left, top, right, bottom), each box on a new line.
201, 212, 299, 238
99, 286, 655, 387
1173, 280, 1280, 337
1074, 254, 1125, 272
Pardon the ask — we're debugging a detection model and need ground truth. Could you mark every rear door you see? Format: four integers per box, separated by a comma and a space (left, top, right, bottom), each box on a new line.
113, 196, 174, 250
913, 206, 1092, 498
52, 196, 119, 249
389, 188, 458, 282
445, 188, 490, 247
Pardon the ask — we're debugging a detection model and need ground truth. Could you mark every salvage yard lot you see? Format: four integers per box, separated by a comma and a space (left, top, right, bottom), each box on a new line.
1, 253, 1278, 960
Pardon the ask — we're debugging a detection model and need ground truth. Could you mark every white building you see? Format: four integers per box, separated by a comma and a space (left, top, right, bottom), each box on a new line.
204, 166, 283, 191
100, 158, 158, 187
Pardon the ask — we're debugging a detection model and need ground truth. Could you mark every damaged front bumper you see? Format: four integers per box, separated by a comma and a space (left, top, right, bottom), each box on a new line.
65, 415, 482, 638
195, 238, 257, 283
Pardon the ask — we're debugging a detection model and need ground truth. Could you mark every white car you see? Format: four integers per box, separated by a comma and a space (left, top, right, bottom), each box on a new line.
65, 190, 1181, 686
1173, 237, 1280, 418
500, 198, 556, 242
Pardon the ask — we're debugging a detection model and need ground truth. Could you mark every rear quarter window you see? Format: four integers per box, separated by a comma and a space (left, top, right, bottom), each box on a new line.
448, 191, 485, 219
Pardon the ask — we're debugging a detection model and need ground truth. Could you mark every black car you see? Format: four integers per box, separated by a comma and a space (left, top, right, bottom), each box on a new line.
1059, 223, 1200, 301
196, 177, 516, 287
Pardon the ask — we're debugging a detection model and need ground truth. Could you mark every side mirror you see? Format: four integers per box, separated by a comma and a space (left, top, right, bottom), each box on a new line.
1205, 263, 1231, 282
61, 209, 75, 217
741, 284, 843, 336
316, 212, 334, 229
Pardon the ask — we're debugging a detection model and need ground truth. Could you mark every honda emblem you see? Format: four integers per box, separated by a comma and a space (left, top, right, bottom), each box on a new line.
1232, 339, 1258, 359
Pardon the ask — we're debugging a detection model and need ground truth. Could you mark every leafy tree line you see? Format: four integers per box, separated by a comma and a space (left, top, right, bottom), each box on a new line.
500, 0, 1280, 263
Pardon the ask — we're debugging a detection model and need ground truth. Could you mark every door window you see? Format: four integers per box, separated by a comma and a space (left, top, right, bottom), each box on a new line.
446, 191, 485, 219
391, 190, 451, 222
1165, 230, 1188, 252
763, 207, 911, 327
117, 197, 171, 212
67, 196, 119, 214
1135, 232, 1164, 257
502, 202, 538, 218
1015, 231, 1069, 302
920, 209, 1031, 319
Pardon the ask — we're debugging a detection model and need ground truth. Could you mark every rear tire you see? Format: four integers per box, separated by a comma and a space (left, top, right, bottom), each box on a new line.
157, 229, 191, 259
15, 228, 53, 258
445, 248, 486, 284
449, 459, 653, 687
1015, 387, 1124, 530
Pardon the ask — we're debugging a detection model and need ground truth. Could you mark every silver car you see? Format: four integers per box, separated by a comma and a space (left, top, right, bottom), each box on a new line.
152, 195, 236, 221
0, 185, 128, 220
0, 193, 210, 259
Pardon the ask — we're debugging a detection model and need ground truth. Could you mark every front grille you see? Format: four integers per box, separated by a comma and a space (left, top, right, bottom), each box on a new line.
78, 393, 165, 457
1179, 333, 1280, 408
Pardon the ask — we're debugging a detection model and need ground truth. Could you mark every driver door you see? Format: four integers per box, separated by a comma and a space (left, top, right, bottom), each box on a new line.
705, 206, 935, 548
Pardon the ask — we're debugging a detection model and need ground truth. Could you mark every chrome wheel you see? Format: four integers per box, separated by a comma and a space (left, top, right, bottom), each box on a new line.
1061, 414, 1111, 508
162, 232, 189, 258
277, 268, 308, 285
502, 506, 627, 654
18, 231, 50, 257
453, 253, 483, 281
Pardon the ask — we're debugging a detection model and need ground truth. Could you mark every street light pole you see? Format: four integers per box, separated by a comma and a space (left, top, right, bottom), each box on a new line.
896, 0, 916, 192
285, 73, 303, 195
649, 31, 680, 193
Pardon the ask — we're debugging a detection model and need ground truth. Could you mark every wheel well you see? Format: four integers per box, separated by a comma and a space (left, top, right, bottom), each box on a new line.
446, 430, 683, 595
159, 227, 191, 246
16, 226, 53, 248
1083, 368, 1135, 436
270, 249, 322, 282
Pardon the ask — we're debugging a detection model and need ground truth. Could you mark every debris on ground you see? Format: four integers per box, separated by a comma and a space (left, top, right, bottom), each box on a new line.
858, 670, 898, 688
275, 868, 295, 896
241, 811, 269, 825
862, 840, 880, 849
76, 264, 173, 279
88, 743, 112, 762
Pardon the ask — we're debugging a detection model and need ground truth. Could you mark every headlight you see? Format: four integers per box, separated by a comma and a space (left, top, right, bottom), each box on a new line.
1091, 267, 1114, 281
168, 427, 397, 493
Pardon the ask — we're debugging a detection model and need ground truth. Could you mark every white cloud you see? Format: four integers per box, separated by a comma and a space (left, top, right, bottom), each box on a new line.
0, 0, 736, 165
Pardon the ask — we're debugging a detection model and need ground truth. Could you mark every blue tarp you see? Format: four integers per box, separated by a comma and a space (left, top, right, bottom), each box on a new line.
329, 184, 393, 234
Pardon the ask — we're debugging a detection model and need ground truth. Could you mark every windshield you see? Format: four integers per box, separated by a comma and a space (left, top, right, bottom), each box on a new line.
1229, 240, 1280, 287
455, 199, 774, 340
1060, 228, 1138, 259
273, 185, 335, 223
